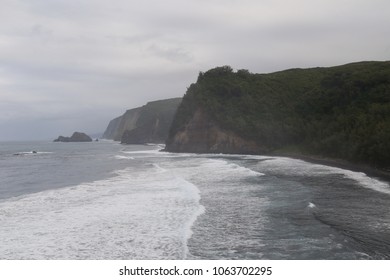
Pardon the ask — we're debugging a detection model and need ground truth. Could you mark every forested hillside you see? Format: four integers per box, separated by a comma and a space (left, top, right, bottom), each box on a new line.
167, 61, 390, 169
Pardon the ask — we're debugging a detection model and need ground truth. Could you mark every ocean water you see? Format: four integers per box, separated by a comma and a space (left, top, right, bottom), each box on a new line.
0, 141, 389, 259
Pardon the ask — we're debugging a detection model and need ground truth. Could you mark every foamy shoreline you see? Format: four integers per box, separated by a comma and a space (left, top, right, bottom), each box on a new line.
272, 152, 390, 183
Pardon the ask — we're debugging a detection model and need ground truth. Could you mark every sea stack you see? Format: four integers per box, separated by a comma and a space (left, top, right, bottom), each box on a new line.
54, 132, 93, 142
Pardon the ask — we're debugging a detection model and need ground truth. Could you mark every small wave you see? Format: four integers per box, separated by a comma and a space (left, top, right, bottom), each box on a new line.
114, 155, 134, 160
308, 202, 316, 209
340, 170, 390, 195
259, 157, 390, 195
13, 151, 53, 156
122, 149, 162, 155
145, 143, 166, 149
312, 211, 390, 259
152, 163, 168, 173
205, 159, 265, 177
305, 202, 318, 216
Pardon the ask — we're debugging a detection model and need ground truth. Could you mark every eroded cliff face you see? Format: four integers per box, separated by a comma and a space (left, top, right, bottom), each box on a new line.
165, 109, 266, 154
121, 98, 182, 144
102, 108, 142, 141
103, 97, 182, 144
121, 118, 164, 144
102, 116, 122, 139
113, 108, 141, 141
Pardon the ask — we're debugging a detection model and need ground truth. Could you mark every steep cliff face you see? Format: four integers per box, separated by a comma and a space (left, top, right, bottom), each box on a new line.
103, 97, 182, 144
102, 116, 122, 139
166, 108, 266, 154
121, 118, 163, 144
114, 108, 141, 141
121, 98, 182, 144
165, 62, 390, 169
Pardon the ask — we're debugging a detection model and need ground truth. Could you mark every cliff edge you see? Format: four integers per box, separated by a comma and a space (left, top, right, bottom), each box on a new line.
103, 97, 182, 144
165, 62, 390, 170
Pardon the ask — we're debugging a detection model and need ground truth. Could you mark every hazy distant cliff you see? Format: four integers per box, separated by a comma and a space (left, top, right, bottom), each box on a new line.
166, 62, 390, 169
102, 116, 122, 140
104, 108, 142, 141
103, 98, 182, 144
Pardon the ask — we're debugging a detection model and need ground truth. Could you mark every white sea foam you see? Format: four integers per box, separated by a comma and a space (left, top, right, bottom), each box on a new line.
340, 169, 390, 195
202, 159, 265, 178
171, 176, 205, 257
152, 163, 168, 173
8, 146, 386, 260
114, 155, 134, 160
156, 158, 266, 190
157, 157, 269, 259
258, 157, 390, 195
308, 202, 316, 208
122, 149, 163, 155
145, 143, 166, 149
0, 163, 204, 259
13, 151, 53, 156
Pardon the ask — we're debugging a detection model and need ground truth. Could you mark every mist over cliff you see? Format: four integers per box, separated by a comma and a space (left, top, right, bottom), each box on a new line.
166, 61, 390, 170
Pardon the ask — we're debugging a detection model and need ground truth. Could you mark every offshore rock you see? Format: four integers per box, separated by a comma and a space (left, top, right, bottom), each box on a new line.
54, 132, 93, 142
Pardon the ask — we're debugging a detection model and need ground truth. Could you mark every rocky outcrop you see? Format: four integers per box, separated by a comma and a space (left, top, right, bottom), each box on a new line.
165, 108, 267, 154
54, 132, 93, 142
102, 97, 182, 144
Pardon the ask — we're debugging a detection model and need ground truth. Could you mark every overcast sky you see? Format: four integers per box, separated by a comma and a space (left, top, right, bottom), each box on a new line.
1, 0, 389, 140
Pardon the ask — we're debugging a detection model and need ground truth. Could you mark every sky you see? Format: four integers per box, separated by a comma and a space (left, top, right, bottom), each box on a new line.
1, 0, 389, 141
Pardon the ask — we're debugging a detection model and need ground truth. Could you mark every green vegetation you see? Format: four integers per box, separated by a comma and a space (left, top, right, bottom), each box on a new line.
169, 62, 390, 169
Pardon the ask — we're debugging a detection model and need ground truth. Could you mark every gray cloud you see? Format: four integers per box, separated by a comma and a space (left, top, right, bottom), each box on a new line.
0, 0, 389, 140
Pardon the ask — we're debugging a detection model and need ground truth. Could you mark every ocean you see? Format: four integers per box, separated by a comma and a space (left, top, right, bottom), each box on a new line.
0, 141, 389, 259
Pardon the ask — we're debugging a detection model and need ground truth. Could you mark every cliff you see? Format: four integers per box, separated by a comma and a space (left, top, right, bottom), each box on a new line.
54, 132, 92, 142
102, 116, 122, 140
113, 108, 142, 141
103, 97, 182, 144
166, 62, 390, 170
166, 108, 265, 154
